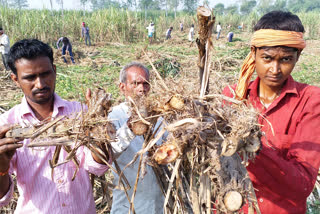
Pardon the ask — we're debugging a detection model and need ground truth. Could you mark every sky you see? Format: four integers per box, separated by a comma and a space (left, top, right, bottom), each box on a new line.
27, 0, 239, 10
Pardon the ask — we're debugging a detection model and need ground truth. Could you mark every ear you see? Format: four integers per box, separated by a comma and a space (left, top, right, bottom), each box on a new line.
250, 46, 256, 61
296, 50, 302, 62
119, 82, 126, 95
11, 73, 21, 88
53, 64, 57, 75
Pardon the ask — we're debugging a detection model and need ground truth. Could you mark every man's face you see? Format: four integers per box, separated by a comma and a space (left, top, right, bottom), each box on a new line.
11, 56, 56, 105
119, 66, 150, 98
252, 46, 300, 90
0, 30, 3, 35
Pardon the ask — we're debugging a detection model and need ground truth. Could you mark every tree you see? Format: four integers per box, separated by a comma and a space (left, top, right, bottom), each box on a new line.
183, 0, 198, 13
169, 0, 180, 17
240, 0, 256, 15
49, 0, 53, 10
80, 0, 89, 10
8, 0, 28, 9
0, 0, 9, 7
214, 3, 225, 15
257, 0, 273, 14
225, 5, 238, 15
139, 0, 161, 10
91, 0, 121, 10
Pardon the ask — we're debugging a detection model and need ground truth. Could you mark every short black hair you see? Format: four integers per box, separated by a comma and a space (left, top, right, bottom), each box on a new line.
254, 11, 304, 33
8, 39, 54, 75
0, 27, 3, 31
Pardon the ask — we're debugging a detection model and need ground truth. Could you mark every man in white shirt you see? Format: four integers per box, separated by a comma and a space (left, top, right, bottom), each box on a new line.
146, 22, 155, 44
216, 22, 222, 40
108, 62, 165, 214
189, 24, 195, 41
0, 27, 10, 71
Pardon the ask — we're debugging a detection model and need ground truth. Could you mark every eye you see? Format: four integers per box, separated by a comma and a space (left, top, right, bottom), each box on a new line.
282, 57, 291, 62
263, 56, 271, 61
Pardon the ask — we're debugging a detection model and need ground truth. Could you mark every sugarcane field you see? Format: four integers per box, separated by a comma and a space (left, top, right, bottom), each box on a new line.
1, 1, 320, 214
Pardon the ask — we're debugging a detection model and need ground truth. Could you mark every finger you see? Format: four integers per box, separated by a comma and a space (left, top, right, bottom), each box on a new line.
0, 137, 22, 147
0, 125, 14, 138
0, 144, 23, 154
86, 88, 91, 103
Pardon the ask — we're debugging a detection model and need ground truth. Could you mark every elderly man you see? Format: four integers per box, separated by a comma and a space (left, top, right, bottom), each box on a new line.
223, 11, 320, 213
0, 27, 10, 71
0, 39, 109, 213
108, 62, 165, 214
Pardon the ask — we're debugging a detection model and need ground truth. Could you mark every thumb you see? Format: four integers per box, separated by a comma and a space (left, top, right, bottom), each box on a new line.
86, 88, 91, 103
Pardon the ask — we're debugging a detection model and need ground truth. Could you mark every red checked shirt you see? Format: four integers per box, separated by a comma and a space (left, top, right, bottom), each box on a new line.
223, 75, 320, 214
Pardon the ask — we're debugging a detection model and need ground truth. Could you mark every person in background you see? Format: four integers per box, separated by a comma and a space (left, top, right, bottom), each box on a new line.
146, 22, 155, 44
216, 22, 222, 40
81, 22, 91, 46
0, 39, 110, 213
180, 22, 183, 31
166, 27, 173, 40
223, 11, 320, 213
188, 24, 195, 42
56, 37, 75, 64
108, 62, 165, 214
0, 27, 10, 71
227, 32, 234, 42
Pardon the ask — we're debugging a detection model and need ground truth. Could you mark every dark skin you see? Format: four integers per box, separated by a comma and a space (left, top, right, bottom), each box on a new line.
0, 56, 107, 198
119, 66, 150, 98
251, 46, 301, 105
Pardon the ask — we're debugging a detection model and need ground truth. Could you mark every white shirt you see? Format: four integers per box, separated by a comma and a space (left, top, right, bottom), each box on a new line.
216, 24, 222, 32
0, 33, 10, 54
146, 25, 155, 34
108, 102, 165, 214
189, 27, 194, 41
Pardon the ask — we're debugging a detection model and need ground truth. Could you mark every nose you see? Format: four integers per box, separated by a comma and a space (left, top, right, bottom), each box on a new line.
35, 76, 46, 89
270, 61, 281, 74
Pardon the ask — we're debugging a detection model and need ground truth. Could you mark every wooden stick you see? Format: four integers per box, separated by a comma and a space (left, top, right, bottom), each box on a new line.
142, 49, 169, 92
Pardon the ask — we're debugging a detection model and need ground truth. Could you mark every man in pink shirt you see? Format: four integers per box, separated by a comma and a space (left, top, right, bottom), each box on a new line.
0, 39, 109, 213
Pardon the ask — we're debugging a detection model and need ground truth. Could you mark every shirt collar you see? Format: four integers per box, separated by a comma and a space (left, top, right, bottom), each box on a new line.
20, 93, 67, 119
248, 75, 299, 98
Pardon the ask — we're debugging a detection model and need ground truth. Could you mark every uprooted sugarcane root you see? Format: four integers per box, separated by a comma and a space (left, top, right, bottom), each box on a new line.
128, 96, 152, 136
153, 138, 184, 165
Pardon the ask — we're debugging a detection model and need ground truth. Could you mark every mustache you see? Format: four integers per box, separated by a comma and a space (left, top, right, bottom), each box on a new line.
32, 87, 51, 95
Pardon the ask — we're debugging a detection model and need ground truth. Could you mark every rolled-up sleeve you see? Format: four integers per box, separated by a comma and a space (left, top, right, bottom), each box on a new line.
82, 146, 110, 177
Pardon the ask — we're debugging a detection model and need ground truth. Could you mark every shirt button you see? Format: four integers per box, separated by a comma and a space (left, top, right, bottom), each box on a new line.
58, 179, 63, 184
259, 198, 263, 202
62, 203, 66, 207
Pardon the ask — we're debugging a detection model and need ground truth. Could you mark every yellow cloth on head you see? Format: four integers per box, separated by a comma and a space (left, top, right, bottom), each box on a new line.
235, 29, 306, 100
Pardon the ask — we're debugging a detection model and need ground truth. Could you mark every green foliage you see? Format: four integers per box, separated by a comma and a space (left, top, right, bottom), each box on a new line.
8, 0, 28, 9
90, 0, 121, 10
0, 7, 195, 44
154, 58, 181, 78
214, 3, 225, 15
183, 0, 198, 13
240, 0, 257, 15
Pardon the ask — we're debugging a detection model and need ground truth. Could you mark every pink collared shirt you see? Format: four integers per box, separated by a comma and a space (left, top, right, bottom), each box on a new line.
0, 94, 109, 214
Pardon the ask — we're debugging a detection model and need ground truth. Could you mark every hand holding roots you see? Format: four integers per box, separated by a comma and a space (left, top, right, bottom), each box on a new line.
6, 89, 116, 180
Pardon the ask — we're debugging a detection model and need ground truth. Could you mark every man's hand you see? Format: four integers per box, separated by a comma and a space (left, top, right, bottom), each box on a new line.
0, 125, 22, 199
0, 125, 23, 173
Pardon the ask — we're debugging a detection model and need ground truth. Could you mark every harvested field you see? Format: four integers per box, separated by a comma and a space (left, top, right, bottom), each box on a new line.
1, 26, 320, 213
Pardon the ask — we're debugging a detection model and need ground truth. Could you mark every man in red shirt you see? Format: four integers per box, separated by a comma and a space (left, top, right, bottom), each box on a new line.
223, 11, 320, 213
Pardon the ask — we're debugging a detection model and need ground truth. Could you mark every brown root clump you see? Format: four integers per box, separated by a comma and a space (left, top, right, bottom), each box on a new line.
6, 88, 116, 180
